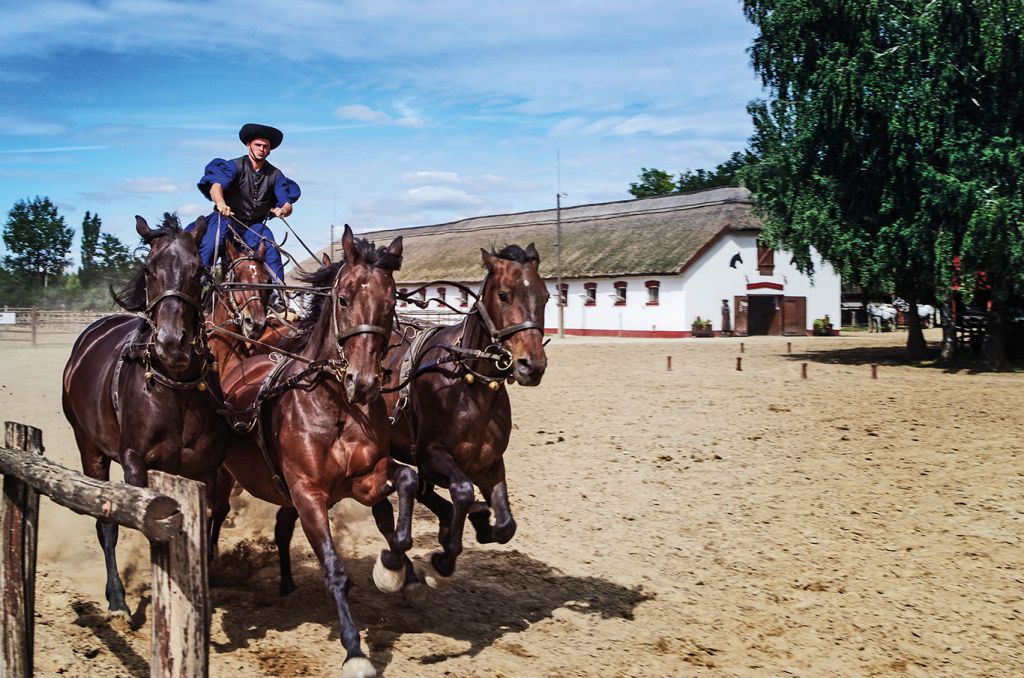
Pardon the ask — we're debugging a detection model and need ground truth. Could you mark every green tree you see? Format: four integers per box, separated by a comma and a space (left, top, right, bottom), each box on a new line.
80, 211, 101, 287
740, 1, 1024, 367
677, 152, 752, 192
628, 167, 677, 198
96, 233, 135, 276
2, 196, 74, 288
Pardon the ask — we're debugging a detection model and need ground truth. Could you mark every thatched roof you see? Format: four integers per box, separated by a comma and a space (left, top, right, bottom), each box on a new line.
292, 186, 760, 284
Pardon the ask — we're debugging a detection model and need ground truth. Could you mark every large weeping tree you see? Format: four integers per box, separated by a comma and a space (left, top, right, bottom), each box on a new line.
741, 0, 1024, 368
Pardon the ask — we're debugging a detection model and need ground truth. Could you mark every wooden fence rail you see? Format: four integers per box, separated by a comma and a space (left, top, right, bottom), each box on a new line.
0, 421, 209, 678
0, 308, 110, 345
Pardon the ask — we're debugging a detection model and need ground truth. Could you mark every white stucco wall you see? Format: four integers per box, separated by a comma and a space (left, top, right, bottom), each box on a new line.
680, 232, 842, 332
397, 233, 841, 336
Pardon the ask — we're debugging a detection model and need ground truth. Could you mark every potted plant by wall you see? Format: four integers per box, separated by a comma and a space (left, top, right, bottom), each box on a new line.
813, 315, 833, 336
691, 316, 714, 337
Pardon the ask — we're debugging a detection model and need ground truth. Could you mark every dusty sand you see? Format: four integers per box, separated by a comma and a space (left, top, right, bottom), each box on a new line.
1, 329, 1021, 677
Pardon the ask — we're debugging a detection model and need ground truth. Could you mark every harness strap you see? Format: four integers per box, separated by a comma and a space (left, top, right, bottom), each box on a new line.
473, 299, 544, 342
391, 325, 445, 422
146, 289, 203, 314
111, 324, 142, 426
252, 355, 296, 500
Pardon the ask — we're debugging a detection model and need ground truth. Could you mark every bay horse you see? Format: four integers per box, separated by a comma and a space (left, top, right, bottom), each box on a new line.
62, 214, 225, 615
213, 225, 412, 678
205, 236, 273, 378
386, 244, 549, 587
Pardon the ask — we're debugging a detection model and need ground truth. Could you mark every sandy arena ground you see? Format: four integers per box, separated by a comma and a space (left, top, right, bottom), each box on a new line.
1, 328, 1021, 677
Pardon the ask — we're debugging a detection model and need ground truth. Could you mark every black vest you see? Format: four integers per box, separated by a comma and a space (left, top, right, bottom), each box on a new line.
224, 156, 282, 225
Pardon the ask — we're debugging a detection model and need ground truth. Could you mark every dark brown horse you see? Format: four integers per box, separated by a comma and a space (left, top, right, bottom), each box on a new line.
62, 214, 225, 615
205, 236, 273, 378
382, 244, 549, 588
214, 226, 412, 678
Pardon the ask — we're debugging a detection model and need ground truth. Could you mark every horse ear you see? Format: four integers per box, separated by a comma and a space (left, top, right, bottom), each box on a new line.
387, 236, 403, 259
190, 215, 208, 243
341, 224, 360, 264
255, 239, 267, 261
135, 216, 152, 239
224, 235, 239, 258
321, 252, 332, 267
481, 248, 495, 271
525, 242, 540, 264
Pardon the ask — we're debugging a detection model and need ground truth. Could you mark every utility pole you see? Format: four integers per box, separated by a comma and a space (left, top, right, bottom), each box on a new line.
556, 191, 566, 339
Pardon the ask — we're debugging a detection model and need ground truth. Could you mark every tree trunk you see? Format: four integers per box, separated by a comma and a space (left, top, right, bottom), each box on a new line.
904, 291, 927, 360
980, 296, 1010, 371
938, 296, 957, 365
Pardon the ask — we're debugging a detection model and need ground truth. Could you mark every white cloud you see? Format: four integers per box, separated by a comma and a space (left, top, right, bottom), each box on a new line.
402, 171, 461, 185
123, 177, 186, 194
404, 185, 483, 209
334, 104, 390, 124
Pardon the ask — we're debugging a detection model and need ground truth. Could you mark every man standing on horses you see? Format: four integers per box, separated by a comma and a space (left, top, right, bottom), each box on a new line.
189, 123, 299, 284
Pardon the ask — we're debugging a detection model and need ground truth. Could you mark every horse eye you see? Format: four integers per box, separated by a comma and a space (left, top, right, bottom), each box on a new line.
498, 291, 510, 303
337, 296, 349, 308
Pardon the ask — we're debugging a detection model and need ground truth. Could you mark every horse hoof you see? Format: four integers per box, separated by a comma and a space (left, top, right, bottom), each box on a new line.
402, 580, 429, 604
341, 656, 376, 678
420, 559, 452, 590
372, 553, 405, 593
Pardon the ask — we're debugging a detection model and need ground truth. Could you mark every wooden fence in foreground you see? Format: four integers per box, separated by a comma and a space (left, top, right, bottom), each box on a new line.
0, 421, 209, 678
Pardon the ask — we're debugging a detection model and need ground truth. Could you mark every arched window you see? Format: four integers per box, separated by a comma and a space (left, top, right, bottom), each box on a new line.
645, 280, 660, 305
583, 282, 597, 306
613, 281, 627, 306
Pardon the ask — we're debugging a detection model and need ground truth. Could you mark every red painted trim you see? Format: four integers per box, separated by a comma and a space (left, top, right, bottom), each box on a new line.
545, 327, 690, 338
747, 281, 784, 291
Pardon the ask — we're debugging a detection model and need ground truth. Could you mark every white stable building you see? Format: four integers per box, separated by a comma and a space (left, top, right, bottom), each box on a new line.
298, 187, 841, 337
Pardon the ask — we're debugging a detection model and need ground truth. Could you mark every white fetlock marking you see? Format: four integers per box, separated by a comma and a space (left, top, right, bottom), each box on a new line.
372, 553, 405, 593
421, 559, 452, 590
341, 656, 376, 678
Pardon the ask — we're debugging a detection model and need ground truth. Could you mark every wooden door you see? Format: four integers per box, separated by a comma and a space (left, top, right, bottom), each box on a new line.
783, 296, 807, 335
734, 296, 748, 336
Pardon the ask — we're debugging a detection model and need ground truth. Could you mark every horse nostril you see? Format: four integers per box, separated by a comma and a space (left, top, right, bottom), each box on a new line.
516, 357, 532, 371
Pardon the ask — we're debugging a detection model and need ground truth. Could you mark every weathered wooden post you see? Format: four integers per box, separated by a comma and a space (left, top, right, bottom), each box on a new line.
148, 471, 209, 678
787, 341, 792, 354
29, 308, 37, 347
871, 364, 878, 379
801, 362, 808, 379
1, 422, 43, 678
666, 356, 672, 371
740, 342, 745, 353
736, 356, 742, 371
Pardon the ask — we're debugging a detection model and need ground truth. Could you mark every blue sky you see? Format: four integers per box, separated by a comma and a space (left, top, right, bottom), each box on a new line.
0, 0, 763, 268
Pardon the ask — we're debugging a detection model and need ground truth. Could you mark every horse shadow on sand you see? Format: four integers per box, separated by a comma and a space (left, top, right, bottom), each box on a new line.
209, 544, 652, 670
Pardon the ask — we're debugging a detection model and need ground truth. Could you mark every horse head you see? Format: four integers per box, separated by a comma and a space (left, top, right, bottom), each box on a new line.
223, 237, 271, 339
134, 214, 207, 374
331, 224, 403, 404
479, 243, 549, 387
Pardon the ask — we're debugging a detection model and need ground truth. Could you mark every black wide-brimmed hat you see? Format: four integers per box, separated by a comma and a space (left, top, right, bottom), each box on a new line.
238, 123, 284, 149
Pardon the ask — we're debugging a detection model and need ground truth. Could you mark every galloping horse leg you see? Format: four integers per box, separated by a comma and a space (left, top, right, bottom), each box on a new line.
77, 434, 131, 614
420, 445, 475, 587
416, 483, 454, 546
369, 462, 418, 592
208, 466, 235, 561
291, 486, 373, 678
100, 447, 147, 614
274, 506, 299, 595
469, 461, 517, 545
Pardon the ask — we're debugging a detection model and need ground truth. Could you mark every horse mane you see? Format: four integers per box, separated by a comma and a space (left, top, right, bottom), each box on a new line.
279, 236, 401, 352
488, 244, 538, 265
109, 213, 184, 312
